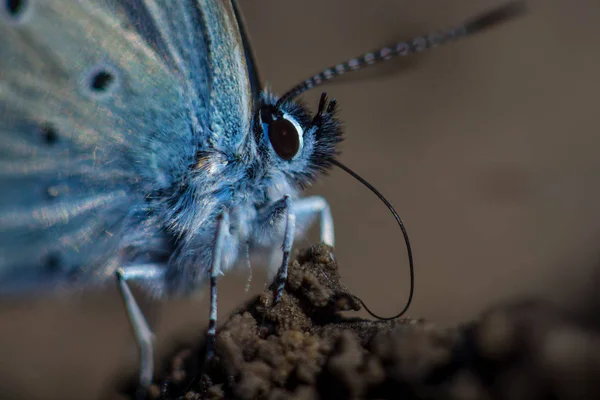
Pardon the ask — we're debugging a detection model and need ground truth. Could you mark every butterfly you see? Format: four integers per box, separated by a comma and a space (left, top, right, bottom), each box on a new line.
0, 0, 525, 395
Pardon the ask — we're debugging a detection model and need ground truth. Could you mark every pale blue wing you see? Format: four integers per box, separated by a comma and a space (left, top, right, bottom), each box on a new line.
100, 0, 254, 149
0, 1, 195, 290
232, 0, 262, 101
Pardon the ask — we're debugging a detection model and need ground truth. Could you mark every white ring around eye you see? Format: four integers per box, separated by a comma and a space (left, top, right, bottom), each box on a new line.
284, 113, 304, 155
262, 112, 305, 160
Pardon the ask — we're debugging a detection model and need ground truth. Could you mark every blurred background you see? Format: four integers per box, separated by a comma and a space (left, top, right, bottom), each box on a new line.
2, 0, 599, 398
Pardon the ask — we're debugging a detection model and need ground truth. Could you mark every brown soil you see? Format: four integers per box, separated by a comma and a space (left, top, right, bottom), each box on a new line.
147, 244, 600, 400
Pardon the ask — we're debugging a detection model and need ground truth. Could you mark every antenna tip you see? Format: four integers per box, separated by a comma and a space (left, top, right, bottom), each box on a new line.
465, 1, 528, 35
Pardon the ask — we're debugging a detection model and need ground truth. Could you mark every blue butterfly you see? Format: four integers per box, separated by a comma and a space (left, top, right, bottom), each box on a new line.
0, 0, 524, 395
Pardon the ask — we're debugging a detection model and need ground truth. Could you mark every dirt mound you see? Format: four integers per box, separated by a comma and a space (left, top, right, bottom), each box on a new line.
150, 244, 600, 400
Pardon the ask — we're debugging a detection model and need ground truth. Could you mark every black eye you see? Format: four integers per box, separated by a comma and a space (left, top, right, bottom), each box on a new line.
268, 118, 300, 161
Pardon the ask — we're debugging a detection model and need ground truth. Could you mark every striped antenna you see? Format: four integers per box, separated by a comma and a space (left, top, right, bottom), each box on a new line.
276, 1, 525, 107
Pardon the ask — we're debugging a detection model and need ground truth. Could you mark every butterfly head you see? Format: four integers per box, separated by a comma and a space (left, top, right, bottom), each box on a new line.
252, 91, 343, 189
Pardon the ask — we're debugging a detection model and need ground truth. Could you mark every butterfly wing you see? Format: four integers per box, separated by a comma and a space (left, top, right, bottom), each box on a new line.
0, 0, 255, 293
0, 1, 199, 291
231, 0, 262, 101
108, 0, 254, 144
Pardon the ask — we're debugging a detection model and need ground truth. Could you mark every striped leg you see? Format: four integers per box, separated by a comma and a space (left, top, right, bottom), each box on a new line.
205, 211, 229, 361
273, 195, 295, 304
266, 195, 335, 277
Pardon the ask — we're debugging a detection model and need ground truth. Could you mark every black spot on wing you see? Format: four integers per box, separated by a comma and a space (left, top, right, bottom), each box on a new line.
79, 63, 121, 100
39, 123, 59, 146
2, 0, 30, 24
90, 70, 115, 92
43, 252, 62, 275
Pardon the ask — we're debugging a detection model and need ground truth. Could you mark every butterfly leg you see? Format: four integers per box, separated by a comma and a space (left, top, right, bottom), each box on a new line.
266, 195, 334, 266
262, 195, 334, 302
205, 211, 229, 361
115, 264, 165, 392
272, 195, 295, 304
293, 195, 334, 247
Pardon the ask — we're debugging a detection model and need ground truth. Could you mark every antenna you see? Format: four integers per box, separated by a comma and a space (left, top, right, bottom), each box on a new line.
277, 2, 526, 107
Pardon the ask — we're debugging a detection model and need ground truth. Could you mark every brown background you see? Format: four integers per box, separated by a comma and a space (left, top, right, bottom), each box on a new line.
1, 1, 599, 399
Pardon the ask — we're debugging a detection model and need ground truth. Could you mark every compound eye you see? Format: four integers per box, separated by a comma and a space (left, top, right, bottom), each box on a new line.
268, 117, 302, 161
